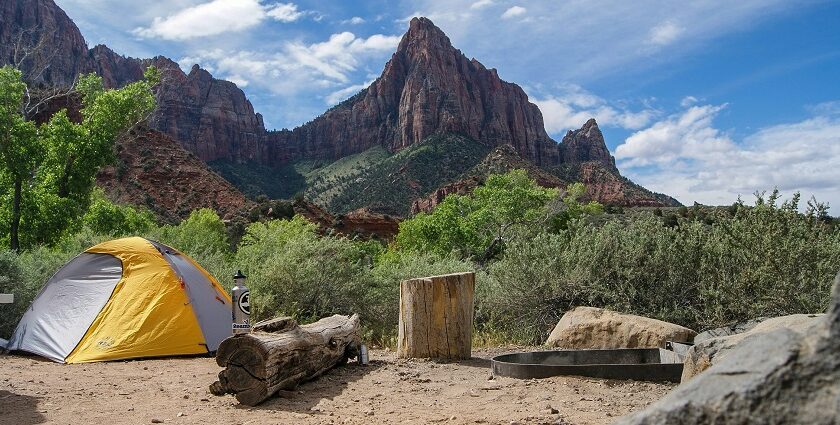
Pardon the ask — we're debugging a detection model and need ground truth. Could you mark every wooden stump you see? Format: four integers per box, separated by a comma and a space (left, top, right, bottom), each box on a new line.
398, 272, 475, 359
210, 314, 361, 406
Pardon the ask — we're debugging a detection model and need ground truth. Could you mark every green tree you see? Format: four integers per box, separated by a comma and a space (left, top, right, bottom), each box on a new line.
0, 66, 158, 250
81, 188, 156, 236
396, 170, 560, 261
547, 182, 604, 232
154, 208, 229, 256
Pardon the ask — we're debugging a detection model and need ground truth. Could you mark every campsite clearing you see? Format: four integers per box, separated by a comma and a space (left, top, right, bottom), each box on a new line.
0, 348, 673, 425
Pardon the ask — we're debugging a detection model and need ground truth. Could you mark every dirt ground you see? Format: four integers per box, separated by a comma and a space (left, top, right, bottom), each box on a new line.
0, 348, 674, 425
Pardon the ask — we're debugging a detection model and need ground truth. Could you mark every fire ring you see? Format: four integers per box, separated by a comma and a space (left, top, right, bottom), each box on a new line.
491, 348, 684, 382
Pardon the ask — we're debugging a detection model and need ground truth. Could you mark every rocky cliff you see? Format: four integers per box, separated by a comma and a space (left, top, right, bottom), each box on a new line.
1, 0, 267, 163
560, 118, 617, 170
4, 0, 680, 212
96, 128, 250, 223
272, 17, 561, 166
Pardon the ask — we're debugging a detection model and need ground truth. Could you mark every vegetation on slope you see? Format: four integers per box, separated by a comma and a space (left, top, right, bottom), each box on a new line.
3, 170, 837, 346
303, 134, 491, 216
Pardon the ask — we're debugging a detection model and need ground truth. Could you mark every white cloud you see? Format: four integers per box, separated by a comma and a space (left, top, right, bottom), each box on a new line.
532, 85, 658, 134
266, 3, 303, 23
225, 75, 249, 87
343, 16, 366, 25
615, 103, 840, 208
134, 0, 305, 40
501, 6, 526, 19
680, 96, 699, 108
326, 79, 375, 104
648, 21, 684, 46
178, 32, 400, 94
470, 0, 494, 9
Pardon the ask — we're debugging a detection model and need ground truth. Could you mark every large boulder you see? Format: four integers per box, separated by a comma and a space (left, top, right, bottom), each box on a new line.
616, 272, 840, 425
681, 314, 822, 382
545, 307, 696, 349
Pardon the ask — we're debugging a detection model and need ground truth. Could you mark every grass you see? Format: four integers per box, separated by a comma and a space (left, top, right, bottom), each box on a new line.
305, 134, 491, 215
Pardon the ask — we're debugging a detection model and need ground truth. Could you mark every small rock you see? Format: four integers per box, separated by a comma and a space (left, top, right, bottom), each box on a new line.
151, 420, 163, 424
177, 412, 185, 417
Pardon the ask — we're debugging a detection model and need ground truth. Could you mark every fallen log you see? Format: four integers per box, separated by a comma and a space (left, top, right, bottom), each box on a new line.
210, 314, 361, 406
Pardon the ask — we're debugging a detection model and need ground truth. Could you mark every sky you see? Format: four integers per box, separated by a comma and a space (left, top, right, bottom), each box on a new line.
55, 0, 840, 210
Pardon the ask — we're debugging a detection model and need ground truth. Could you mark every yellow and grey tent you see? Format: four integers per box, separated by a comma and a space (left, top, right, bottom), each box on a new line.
6, 237, 232, 363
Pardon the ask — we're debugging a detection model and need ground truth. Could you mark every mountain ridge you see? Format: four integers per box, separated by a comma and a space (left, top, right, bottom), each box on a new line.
2, 0, 680, 214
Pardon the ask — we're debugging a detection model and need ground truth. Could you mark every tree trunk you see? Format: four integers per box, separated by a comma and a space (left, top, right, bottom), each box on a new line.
398, 272, 475, 359
10, 177, 21, 251
210, 314, 361, 406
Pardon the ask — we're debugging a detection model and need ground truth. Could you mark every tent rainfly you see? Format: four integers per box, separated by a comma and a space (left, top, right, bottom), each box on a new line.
6, 237, 232, 363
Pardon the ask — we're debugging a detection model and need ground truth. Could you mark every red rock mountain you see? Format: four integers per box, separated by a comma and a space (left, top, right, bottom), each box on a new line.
3, 0, 679, 213
267, 17, 561, 166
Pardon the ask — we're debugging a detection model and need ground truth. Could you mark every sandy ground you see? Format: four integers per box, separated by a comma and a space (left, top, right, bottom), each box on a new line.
0, 348, 674, 425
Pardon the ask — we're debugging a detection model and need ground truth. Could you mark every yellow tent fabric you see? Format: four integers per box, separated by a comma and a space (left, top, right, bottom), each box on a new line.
7, 236, 235, 364
65, 238, 209, 363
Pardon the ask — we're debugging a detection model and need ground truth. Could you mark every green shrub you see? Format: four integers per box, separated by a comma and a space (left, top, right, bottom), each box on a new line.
235, 216, 369, 322
397, 170, 559, 261
82, 188, 156, 237
483, 194, 840, 344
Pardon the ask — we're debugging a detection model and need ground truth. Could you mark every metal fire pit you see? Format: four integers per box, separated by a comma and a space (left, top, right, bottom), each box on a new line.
491, 348, 684, 382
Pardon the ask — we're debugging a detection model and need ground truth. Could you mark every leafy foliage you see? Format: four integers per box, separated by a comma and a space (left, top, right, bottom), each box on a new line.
0, 66, 158, 250
396, 170, 560, 260
82, 188, 156, 236
482, 192, 840, 343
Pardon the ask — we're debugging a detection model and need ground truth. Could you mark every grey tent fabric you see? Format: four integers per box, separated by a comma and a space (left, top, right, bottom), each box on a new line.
149, 241, 231, 351
6, 253, 123, 362
164, 253, 231, 350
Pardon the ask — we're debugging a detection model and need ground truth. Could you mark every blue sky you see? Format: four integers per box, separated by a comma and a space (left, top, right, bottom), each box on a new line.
55, 0, 840, 209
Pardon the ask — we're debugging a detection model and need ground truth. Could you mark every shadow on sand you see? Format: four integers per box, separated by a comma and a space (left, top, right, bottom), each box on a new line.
0, 390, 45, 425
234, 360, 384, 414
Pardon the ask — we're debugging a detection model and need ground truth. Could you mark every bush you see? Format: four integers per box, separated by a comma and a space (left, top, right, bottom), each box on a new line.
234, 216, 369, 322
82, 188, 156, 237
396, 170, 558, 260
483, 194, 840, 344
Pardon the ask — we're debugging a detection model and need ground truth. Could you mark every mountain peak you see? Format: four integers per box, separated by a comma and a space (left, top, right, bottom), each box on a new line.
397, 17, 454, 56
561, 118, 616, 170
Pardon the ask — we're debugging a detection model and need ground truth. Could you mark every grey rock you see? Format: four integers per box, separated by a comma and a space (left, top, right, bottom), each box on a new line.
692, 317, 769, 345
615, 272, 840, 425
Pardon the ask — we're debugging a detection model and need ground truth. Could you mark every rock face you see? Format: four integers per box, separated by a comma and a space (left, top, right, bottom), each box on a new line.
681, 314, 822, 382
560, 118, 616, 170
292, 201, 399, 240
617, 272, 840, 425
96, 128, 250, 223
692, 317, 769, 345
1, 0, 266, 164
545, 307, 696, 349
148, 61, 266, 163
0, 0, 89, 86
4, 0, 681, 212
276, 17, 560, 165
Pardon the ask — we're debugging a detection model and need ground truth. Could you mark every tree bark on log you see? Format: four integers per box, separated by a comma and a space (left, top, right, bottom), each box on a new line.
210, 314, 361, 406
398, 272, 475, 359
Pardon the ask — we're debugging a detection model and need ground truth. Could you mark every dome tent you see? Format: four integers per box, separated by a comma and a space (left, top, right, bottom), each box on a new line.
7, 237, 232, 363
